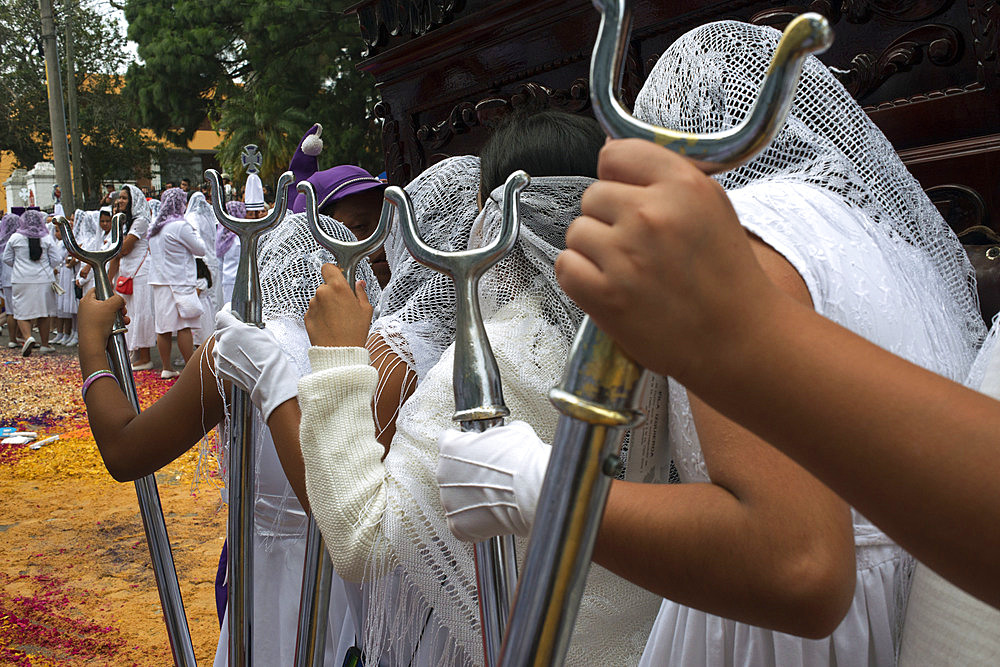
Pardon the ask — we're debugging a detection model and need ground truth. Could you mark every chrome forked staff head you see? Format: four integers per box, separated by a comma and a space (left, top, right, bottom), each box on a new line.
385, 170, 529, 423
298, 180, 391, 294
205, 168, 293, 324
54, 213, 125, 302
590, 0, 833, 172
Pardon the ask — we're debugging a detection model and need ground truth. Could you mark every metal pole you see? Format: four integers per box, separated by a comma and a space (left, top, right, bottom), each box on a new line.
54, 214, 196, 666
292, 180, 392, 667
385, 171, 528, 666
64, 1, 84, 206
37, 0, 74, 212
206, 167, 293, 667
497, 4, 834, 665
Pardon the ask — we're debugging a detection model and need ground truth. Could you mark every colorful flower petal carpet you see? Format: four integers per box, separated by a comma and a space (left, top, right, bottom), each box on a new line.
0, 345, 225, 665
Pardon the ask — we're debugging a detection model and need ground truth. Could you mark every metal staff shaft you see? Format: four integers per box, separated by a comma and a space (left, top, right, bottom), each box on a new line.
56, 214, 197, 667
498, 5, 834, 665
292, 181, 392, 667
387, 171, 529, 666
206, 168, 294, 667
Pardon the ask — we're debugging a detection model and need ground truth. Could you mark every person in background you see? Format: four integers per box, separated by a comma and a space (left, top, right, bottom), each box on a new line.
287, 124, 389, 287
111, 185, 156, 370
0, 212, 23, 349
3, 210, 60, 356
147, 188, 207, 379
180, 178, 191, 193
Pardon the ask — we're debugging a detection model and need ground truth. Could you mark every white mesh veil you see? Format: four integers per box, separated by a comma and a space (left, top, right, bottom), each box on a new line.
213, 211, 382, 543
633, 20, 985, 371
370, 155, 482, 381
185, 191, 217, 261
367, 176, 660, 666
71, 209, 101, 251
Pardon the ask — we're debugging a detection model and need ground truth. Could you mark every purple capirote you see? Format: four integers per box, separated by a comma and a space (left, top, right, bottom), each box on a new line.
291, 164, 385, 214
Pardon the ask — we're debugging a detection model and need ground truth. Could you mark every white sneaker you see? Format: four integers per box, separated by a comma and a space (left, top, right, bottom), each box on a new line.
7, 341, 17, 349
65, 334, 78, 347
21, 337, 36, 357
55, 333, 68, 345
38, 346, 55, 355
132, 361, 154, 371
160, 370, 180, 379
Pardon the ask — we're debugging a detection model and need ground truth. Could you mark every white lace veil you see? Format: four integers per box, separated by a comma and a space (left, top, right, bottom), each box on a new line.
367, 176, 660, 666
633, 20, 985, 369
185, 191, 217, 262
71, 209, 101, 251
370, 155, 482, 381
124, 184, 151, 232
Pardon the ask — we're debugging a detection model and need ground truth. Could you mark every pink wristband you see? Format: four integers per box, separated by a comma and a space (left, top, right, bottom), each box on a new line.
81, 370, 119, 401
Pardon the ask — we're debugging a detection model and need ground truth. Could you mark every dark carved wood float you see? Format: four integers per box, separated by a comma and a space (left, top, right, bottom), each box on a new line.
348, 0, 1000, 314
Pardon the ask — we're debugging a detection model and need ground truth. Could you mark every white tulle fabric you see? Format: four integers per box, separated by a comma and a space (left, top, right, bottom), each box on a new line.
632, 20, 985, 666
210, 211, 380, 665
186, 191, 222, 312
366, 176, 660, 666
370, 155, 482, 382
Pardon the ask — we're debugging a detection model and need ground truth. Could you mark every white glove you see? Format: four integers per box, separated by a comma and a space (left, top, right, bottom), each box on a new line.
437, 420, 551, 543
213, 308, 299, 422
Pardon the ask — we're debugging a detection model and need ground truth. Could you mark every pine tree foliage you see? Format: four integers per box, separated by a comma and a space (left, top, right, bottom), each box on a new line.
124, 0, 383, 182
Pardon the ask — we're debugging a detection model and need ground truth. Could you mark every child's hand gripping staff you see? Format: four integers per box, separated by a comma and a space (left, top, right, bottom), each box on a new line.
205, 167, 294, 667
291, 180, 391, 667
55, 213, 197, 667
498, 4, 834, 666
388, 170, 529, 667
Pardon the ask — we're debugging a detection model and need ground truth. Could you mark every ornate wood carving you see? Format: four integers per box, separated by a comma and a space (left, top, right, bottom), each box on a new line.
415, 80, 591, 153
831, 24, 962, 98
840, 0, 953, 23
375, 101, 409, 186
926, 184, 990, 231
968, 0, 999, 83
354, 0, 464, 56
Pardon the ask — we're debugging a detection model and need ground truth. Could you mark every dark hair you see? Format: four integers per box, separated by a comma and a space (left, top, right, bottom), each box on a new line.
120, 186, 135, 234
479, 109, 605, 202
28, 237, 42, 261
181, 178, 190, 185
195, 257, 213, 288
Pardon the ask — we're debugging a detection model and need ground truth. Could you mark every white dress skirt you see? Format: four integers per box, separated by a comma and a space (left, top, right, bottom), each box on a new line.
638, 182, 977, 667
11, 282, 56, 320
152, 284, 203, 334
56, 262, 78, 317
122, 272, 156, 350
212, 378, 359, 666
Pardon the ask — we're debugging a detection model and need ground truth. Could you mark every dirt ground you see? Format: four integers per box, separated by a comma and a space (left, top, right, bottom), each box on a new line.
0, 344, 226, 665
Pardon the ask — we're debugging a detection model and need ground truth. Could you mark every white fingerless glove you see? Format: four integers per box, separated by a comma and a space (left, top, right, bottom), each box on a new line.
437, 420, 551, 543
213, 308, 298, 422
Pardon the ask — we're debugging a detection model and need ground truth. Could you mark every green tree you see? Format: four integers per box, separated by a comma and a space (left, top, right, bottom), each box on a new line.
124, 0, 382, 184
0, 0, 163, 206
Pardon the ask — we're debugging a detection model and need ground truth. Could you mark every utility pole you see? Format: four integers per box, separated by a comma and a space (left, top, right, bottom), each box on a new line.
38, 0, 75, 212
65, 1, 84, 207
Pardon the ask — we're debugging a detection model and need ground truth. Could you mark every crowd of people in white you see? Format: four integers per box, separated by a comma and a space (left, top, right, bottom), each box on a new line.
1, 174, 261, 380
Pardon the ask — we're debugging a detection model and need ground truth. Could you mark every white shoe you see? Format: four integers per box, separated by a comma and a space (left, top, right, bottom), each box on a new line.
21, 337, 36, 357
7, 341, 17, 349
132, 361, 154, 371
38, 346, 55, 355
51, 333, 63, 345
65, 334, 78, 347
160, 370, 180, 379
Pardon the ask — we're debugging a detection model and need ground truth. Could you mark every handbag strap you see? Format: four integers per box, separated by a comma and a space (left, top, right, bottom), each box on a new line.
125, 248, 150, 279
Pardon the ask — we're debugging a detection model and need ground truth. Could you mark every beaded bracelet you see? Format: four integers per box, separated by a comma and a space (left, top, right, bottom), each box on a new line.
81, 370, 119, 401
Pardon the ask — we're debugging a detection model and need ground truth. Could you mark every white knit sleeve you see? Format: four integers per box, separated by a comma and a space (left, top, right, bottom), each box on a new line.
298, 345, 387, 582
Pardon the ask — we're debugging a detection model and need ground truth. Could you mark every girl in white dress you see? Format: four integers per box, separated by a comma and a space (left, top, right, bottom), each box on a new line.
3, 210, 60, 355
50, 222, 77, 345
0, 213, 22, 348
113, 185, 156, 369
435, 20, 984, 667
148, 187, 207, 379
75, 212, 379, 666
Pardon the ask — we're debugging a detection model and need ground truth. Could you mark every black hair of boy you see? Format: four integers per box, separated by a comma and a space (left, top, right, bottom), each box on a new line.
479, 109, 605, 203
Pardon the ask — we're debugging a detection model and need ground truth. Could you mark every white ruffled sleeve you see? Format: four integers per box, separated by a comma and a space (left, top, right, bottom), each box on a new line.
297, 345, 387, 582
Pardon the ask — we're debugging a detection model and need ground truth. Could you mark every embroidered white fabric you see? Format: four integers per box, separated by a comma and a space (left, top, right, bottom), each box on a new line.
367, 176, 660, 666
632, 20, 986, 666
